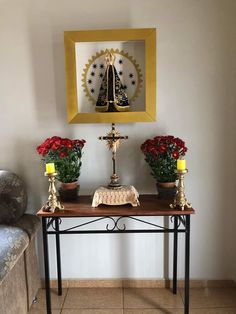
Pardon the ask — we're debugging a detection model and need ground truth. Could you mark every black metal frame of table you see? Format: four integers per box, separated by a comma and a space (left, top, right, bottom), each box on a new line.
40, 211, 191, 314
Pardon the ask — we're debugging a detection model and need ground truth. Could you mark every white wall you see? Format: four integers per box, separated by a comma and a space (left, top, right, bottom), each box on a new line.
0, 0, 236, 281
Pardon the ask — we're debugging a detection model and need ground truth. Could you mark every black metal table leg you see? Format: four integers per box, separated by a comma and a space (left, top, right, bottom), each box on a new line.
42, 217, 52, 314
184, 215, 190, 314
55, 218, 62, 295
173, 216, 178, 294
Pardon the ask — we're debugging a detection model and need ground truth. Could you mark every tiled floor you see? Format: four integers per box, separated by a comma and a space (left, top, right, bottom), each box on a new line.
29, 287, 236, 314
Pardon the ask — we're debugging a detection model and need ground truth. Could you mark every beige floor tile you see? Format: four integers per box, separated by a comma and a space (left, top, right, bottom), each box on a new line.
124, 288, 183, 309
28, 309, 61, 314
61, 309, 123, 314
63, 288, 123, 309
124, 309, 184, 314
180, 288, 236, 308
29, 288, 67, 310
124, 309, 236, 314
190, 308, 236, 314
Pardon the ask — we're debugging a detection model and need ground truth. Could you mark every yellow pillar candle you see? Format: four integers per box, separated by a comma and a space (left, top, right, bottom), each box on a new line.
45, 163, 55, 174
177, 159, 186, 171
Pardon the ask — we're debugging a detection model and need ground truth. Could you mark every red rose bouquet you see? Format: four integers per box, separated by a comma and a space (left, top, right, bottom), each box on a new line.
141, 135, 187, 183
37, 136, 86, 183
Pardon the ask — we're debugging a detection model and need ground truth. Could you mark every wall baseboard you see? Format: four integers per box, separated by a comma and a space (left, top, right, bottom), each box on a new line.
41, 279, 236, 289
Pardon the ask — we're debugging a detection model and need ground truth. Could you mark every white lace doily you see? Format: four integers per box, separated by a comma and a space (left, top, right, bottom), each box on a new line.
92, 185, 140, 207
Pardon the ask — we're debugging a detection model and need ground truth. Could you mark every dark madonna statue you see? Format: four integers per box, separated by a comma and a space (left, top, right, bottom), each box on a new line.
95, 51, 130, 112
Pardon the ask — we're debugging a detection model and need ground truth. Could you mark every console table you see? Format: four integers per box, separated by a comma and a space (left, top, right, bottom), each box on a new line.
37, 194, 195, 314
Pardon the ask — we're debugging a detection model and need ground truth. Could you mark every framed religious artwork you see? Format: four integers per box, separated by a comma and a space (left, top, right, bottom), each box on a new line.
64, 28, 156, 123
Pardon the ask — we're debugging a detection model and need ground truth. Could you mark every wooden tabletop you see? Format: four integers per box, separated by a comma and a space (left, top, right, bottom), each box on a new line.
37, 195, 195, 218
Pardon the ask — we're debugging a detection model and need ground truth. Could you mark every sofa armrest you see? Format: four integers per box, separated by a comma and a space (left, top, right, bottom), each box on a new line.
13, 214, 40, 240
0, 226, 29, 284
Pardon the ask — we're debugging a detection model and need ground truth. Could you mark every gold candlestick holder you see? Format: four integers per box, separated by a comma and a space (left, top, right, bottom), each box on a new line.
42, 172, 64, 213
170, 169, 191, 211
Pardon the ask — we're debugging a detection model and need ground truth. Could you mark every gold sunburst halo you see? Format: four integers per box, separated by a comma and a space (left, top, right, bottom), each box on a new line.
81, 48, 143, 107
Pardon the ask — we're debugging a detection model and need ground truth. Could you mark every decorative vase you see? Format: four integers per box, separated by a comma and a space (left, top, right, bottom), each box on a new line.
156, 182, 177, 200
58, 181, 79, 202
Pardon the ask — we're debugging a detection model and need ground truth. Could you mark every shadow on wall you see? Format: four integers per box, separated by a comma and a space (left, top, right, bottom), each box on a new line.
29, 8, 67, 130
13, 138, 47, 213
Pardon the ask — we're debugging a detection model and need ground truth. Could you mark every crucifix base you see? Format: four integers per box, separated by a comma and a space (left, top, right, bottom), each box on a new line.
108, 173, 122, 189
99, 123, 128, 190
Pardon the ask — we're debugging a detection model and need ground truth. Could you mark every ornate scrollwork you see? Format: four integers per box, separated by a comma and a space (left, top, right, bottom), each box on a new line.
47, 218, 57, 229
170, 215, 186, 228
179, 216, 186, 227
106, 216, 126, 232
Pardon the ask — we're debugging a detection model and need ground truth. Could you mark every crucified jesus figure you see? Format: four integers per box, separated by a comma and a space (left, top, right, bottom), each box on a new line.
99, 123, 128, 188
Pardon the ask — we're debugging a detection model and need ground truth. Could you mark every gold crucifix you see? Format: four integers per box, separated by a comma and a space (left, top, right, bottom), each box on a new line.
99, 123, 128, 188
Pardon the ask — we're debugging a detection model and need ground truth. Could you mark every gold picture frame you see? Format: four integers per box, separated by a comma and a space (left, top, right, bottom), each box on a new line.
64, 28, 156, 123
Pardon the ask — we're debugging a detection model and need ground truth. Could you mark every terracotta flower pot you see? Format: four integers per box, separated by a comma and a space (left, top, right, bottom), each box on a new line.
156, 182, 177, 200
59, 181, 79, 202
60, 182, 78, 190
